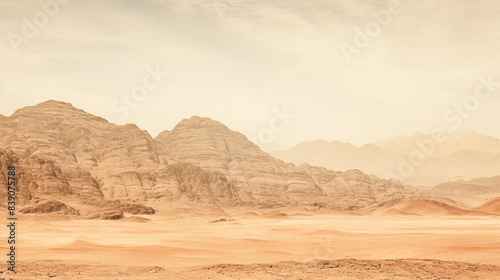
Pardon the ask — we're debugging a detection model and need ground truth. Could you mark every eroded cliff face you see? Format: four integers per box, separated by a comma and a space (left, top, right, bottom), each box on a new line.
298, 165, 414, 210
0, 101, 415, 215
155, 116, 327, 205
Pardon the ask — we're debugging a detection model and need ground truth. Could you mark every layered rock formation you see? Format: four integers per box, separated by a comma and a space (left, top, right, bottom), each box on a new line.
19, 200, 80, 215
155, 116, 415, 208
0, 101, 157, 215
0, 100, 416, 214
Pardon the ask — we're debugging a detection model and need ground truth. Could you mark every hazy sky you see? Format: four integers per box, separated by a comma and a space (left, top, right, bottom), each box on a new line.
1, 0, 499, 148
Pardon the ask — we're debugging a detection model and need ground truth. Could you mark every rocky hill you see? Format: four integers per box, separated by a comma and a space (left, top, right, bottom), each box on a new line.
0, 100, 416, 216
155, 117, 414, 209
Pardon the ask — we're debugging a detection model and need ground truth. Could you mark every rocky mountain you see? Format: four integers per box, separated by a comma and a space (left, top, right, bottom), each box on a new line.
0, 101, 416, 216
154, 116, 414, 209
0, 101, 156, 216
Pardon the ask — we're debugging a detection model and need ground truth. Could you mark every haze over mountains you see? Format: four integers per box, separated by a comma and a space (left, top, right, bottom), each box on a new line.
430, 176, 500, 206
271, 130, 500, 186
0, 100, 416, 216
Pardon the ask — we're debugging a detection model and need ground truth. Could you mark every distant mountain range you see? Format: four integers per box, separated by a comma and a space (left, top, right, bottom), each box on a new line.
430, 176, 500, 206
271, 130, 500, 186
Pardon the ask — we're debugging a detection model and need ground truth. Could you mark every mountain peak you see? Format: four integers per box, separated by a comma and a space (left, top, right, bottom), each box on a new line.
12, 100, 78, 116
38, 99, 76, 108
10, 100, 109, 124
174, 116, 228, 130
1, 101, 415, 211
299, 139, 328, 146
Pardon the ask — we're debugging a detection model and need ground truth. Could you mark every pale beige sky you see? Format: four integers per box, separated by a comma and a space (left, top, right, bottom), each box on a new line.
0, 0, 499, 147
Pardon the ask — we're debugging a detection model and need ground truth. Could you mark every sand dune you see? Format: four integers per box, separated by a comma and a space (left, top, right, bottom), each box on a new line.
377, 208, 421, 216
475, 198, 500, 214
390, 199, 482, 216
367, 199, 490, 216
2, 206, 500, 279
5, 212, 500, 267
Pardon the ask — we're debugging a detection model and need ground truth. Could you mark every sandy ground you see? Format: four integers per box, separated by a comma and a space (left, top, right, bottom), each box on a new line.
2, 259, 500, 279
1, 210, 500, 279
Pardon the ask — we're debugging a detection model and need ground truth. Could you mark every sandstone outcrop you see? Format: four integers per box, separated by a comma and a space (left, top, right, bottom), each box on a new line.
86, 210, 125, 220
155, 116, 414, 208
19, 200, 80, 215
0, 100, 417, 213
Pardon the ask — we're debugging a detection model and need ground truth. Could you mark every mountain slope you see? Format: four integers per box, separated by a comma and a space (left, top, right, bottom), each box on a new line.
0, 101, 416, 214
155, 116, 413, 208
0, 100, 161, 202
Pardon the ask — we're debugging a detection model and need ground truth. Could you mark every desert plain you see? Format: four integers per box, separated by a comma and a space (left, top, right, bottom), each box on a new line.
2, 204, 500, 279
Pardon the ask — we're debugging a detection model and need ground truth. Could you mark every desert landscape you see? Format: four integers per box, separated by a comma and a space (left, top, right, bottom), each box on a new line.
2, 0, 500, 279
2, 213, 500, 279
1, 101, 500, 279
